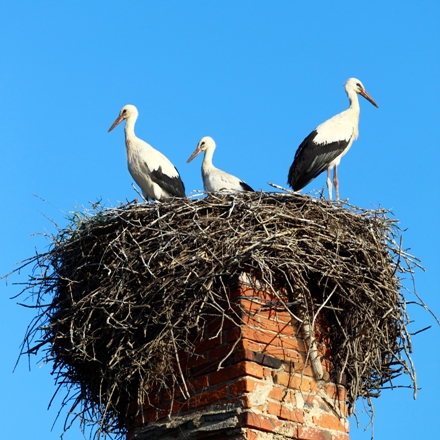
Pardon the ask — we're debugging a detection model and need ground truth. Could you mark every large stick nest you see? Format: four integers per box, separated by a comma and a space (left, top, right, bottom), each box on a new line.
14, 192, 421, 438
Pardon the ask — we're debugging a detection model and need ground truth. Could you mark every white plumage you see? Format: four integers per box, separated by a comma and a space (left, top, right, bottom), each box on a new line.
108, 104, 185, 201
186, 136, 254, 193
288, 78, 378, 201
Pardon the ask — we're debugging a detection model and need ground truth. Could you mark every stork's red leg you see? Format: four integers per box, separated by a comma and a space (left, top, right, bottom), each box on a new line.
326, 168, 333, 200
333, 166, 339, 201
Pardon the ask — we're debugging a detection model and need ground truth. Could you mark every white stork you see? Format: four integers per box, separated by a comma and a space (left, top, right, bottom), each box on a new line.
108, 104, 185, 201
288, 78, 378, 201
186, 136, 254, 192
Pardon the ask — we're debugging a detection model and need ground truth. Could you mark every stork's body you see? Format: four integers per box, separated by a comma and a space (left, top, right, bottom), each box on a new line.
288, 78, 378, 201
186, 136, 254, 192
108, 105, 185, 201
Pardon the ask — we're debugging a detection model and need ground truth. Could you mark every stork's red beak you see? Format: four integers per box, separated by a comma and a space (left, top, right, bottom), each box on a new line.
108, 115, 124, 132
359, 90, 379, 108
186, 147, 202, 164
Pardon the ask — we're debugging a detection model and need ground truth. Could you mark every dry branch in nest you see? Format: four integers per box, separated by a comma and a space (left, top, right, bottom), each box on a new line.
11, 192, 423, 439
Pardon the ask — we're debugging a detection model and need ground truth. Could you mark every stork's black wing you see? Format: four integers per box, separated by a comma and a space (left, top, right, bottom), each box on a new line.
239, 181, 254, 192
287, 130, 349, 191
149, 165, 186, 198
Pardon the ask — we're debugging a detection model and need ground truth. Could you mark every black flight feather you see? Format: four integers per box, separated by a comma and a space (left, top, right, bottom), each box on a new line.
288, 130, 350, 191
148, 165, 186, 198
239, 181, 254, 192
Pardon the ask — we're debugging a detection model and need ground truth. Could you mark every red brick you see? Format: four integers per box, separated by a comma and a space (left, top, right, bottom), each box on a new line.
245, 423, 298, 439
210, 361, 264, 385
189, 384, 228, 408
241, 361, 265, 379
204, 320, 223, 336
206, 317, 235, 334
141, 406, 169, 423
209, 343, 234, 362
312, 414, 348, 432
254, 308, 276, 320
263, 367, 272, 378
241, 338, 263, 352
227, 326, 241, 343
283, 421, 299, 438
272, 371, 292, 387
238, 299, 268, 314
309, 378, 318, 392
242, 411, 283, 433
268, 385, 285, 402
241, 312, 260, 327
318, 346, 332, 358
273, 372, 314, 392
291, 359, 315, 377
267, 401, 304, 423
187, 375, 209, 394
232, 346, 259, 364
324, 383, 347, 402
278, 335, 305, 351
245, 430, 260, 440
321, 359, 333, 372
241, 325, 278, 345
230, 377, 262, 395
283, 390, 297, 406
271, 310, 295, 324
192, 343, 248, 376
261, 345, 302, 362
179, 352, 207, 371
269, 387, 298, 408
322, 371, 331, 382
257, 315, 297, 336
240, 395, 253, 409
194, 334, 225, 353
230, 286, 253, 298
333, 434, 350, 440
304, 395, 330, 413
297, 426, 332, 440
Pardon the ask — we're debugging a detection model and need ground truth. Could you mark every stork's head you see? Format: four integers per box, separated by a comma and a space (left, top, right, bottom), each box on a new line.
108, 104, 139, 132
345, 78, 379, 108
186, 136, 216, 164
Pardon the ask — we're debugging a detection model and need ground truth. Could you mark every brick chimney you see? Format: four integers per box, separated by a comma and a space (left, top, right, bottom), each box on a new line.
16, 194, 417, 440
127, 278, 350, 440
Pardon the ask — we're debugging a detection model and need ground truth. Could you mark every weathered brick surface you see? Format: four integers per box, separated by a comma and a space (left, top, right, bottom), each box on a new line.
210, 361, 265, 385
189, 383, 229, 408
298, 425, 332, 440
312, 414, 349, 432
230, 377, 262, 395
267, 401, 304, 423
242, 412, 283, 433
128, 286, 350, 440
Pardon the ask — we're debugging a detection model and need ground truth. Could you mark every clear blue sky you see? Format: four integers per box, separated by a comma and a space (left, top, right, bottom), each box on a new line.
1, 2, 439, 439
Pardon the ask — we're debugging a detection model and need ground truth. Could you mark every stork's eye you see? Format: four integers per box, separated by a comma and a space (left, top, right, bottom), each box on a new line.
356, 82, 362, 88
201, 142, 205, 146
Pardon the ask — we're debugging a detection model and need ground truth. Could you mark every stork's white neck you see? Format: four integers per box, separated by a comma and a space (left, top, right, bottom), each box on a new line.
202, 144, 216, 171
123, 115, 140, 159
124, 115, 137, 141
347, 88, 361, 115
344, 88, 361, 140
